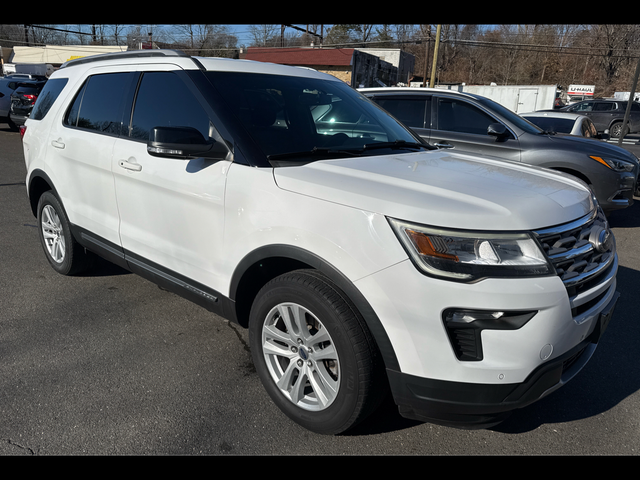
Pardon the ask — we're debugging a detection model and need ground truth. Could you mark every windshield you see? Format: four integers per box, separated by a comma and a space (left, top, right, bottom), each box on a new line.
205, 72, 430, 164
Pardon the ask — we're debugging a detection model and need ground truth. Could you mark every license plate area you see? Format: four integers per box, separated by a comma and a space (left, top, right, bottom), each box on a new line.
592, 291, 620, 342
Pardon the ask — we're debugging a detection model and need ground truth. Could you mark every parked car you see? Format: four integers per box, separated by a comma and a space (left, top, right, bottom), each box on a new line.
22, 50, 620, 434
520, 111, 609, 140
9, 78, 47, 126
360, 87, 639, 210
559, 98, 640, 138
0, 74, 46, 130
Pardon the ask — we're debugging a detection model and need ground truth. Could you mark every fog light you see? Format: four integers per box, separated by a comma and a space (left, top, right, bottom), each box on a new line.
443, 309, 537, 361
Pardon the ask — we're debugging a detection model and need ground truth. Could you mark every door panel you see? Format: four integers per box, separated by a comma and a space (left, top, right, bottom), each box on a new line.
432, 96, 521, 162
112, 71, 230, 291
44, 71, 136, 246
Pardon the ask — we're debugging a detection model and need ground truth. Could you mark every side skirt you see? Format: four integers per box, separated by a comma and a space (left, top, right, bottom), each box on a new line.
70, 224, 237, 323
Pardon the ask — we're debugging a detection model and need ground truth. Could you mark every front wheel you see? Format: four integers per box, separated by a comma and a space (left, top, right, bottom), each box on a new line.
249, 270, 386, 434
609, 122, 628, 138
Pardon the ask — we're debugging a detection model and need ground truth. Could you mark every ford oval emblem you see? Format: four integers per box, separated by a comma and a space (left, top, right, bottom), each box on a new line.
299, 347, 308, 361
595, 227, 613, 253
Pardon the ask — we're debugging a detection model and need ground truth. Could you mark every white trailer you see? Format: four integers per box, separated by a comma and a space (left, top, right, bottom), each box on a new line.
2, 63, 51, 76
613, 91, 640, 102
457, 84, 558, 113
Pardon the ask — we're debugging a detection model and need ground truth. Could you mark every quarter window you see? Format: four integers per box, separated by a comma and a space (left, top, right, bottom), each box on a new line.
31, 78, 68, 120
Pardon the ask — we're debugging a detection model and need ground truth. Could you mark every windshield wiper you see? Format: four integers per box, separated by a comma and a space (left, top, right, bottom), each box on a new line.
267, 140, 433, 162
268, 147, 362, 161
362, 140, 435, 151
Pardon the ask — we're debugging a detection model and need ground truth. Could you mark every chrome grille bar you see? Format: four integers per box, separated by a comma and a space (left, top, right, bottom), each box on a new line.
534, 208, 616, 297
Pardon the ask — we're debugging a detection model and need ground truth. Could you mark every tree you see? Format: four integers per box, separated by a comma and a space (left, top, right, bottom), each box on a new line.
247, 24, 281, 47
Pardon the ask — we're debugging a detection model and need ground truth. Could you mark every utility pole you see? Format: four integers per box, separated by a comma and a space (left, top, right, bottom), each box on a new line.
618, 55, 640, 146
422, 27, 431, 88
430, 24, 442, 89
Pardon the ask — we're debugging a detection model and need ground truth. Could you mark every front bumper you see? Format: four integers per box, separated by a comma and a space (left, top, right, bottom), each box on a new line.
387, 290, 618, 429
598, 171, 636, 212
355, 245, 619, 429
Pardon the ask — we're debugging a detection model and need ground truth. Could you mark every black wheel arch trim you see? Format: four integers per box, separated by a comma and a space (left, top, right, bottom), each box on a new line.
27, 168, 59, 217
230, 243, 401, 372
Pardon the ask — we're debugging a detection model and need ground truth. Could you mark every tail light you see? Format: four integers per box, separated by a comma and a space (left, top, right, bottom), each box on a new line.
19, 125, 27, 139
24, 94, 38, 105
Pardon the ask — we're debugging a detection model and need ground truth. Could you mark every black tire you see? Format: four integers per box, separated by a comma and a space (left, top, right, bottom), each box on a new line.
7, 118, 19, 132
36, 191, 94, 275
609, 122, 628, 139
249, 269, 387, 435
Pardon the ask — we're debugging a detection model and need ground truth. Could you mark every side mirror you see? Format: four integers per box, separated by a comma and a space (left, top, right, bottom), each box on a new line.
147, 126, 229, 160
597, 129, 611, 141
487, 122, 508, 138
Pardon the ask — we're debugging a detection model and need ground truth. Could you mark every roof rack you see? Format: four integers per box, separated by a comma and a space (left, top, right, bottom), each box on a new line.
60, 49, 190, 69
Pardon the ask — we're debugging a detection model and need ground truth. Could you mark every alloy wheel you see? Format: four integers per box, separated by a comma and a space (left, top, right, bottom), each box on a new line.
261, 302, 340, 411
41, 204, 66, 263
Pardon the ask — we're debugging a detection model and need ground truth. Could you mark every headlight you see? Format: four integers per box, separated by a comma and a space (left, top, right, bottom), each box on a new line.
590, 155, 636, 172
388, 218, 553, 282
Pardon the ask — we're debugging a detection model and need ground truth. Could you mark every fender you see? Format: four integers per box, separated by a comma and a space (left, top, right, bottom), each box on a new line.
229, 243, 401, 372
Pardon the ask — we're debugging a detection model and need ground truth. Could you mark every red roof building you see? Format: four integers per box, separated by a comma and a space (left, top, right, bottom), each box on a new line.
243, 47, 356, 67
241, 47, 399, 87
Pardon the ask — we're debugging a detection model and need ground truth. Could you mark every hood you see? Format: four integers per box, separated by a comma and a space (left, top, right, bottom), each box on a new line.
546, 133, 639, 162
273, 150, 595, 231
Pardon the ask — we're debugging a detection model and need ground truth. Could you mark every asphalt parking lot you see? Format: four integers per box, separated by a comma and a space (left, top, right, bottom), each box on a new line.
1, 125, 639, 455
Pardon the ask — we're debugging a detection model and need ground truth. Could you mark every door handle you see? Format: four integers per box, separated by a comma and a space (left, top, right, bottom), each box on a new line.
434, 142, 454, 149
51, 139, 65, 149
119, 159, 142, 172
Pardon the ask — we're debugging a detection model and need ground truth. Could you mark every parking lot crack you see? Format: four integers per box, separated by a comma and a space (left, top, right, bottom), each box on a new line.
0, 181, 26, 187
3, 438, 37, 455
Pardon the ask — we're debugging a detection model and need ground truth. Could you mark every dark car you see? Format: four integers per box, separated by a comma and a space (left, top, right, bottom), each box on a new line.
9, 78, 47, 127
560, 99, 640, 138
359, 87, 640, 210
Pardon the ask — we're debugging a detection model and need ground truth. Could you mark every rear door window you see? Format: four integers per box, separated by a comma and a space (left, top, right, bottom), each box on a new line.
593, 102, 615, 112
374, 97, 429, 129
64, 72, 135, 135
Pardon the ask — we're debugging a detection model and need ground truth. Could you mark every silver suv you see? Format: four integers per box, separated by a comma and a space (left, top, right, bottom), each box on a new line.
21, 51, 620, 434
360, 87, 639, 212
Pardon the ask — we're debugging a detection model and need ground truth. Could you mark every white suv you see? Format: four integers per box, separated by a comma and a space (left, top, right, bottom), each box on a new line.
21, 50, 619, 434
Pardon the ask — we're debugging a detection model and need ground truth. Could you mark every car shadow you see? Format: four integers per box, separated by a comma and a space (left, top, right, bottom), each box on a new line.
0, 124, 19, 133
80, 255, 131, 277
607, 196, 640, 228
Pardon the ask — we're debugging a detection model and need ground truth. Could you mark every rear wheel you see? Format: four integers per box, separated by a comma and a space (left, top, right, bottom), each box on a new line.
37, 191, 94, 275
249, 270, 386, 434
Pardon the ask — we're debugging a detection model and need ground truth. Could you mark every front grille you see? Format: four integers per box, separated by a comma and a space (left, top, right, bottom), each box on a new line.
534, 208, 617, 321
